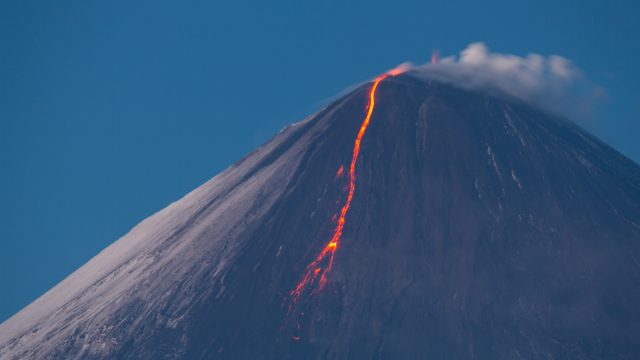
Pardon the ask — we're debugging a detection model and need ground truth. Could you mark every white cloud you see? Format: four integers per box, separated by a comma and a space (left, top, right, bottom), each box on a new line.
408, 42, 604, 118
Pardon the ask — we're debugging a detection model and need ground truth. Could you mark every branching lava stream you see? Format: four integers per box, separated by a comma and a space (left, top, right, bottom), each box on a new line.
290, 70, 401, 306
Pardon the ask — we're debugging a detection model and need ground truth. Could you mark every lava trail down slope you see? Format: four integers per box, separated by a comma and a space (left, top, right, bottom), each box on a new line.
290, 71, 396, 305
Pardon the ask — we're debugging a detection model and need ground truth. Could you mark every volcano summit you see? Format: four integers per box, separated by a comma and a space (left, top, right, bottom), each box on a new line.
1, 70, 639, 359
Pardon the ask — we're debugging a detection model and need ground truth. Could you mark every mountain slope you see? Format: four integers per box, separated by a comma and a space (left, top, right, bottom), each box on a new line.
1, 73, 639, 359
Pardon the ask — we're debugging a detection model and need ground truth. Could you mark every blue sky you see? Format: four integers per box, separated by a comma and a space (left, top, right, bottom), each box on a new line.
1, 0, 639, 322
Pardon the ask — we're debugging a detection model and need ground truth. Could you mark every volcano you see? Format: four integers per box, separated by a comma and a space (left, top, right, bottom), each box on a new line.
1, 71, 639, 359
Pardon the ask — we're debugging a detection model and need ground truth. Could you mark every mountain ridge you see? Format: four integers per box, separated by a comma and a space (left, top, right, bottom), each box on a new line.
1, 73, 639, 359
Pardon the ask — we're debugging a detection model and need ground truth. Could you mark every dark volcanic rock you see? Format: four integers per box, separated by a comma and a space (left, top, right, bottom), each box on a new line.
1, 74, 639, 359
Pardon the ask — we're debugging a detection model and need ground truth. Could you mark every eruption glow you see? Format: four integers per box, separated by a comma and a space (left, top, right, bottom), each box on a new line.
431, 50, 440, 64
290, 69, 399, 305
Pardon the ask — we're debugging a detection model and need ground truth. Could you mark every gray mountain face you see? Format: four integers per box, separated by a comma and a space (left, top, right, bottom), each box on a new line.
1, 73, 639, 359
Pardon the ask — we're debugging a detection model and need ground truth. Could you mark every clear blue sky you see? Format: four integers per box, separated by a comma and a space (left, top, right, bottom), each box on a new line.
1, 0, 639, 322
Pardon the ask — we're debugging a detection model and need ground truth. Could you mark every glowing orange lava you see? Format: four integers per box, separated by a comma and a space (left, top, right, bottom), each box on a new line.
290, 70, 399, 305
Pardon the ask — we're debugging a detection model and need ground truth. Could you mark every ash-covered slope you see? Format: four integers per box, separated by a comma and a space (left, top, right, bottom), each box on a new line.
1, 73, 640, 359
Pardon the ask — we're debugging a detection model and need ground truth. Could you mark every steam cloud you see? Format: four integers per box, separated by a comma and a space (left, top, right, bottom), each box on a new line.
410, 42, 603, 118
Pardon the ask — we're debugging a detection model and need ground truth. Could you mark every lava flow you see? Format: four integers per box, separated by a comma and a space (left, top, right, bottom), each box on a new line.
290, 70, 398, 305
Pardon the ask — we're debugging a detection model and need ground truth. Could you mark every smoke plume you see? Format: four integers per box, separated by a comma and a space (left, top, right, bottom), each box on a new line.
409, 42, 603, 118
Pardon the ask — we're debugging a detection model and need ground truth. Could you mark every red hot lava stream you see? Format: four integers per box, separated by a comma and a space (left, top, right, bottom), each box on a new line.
290, 69, 401, 305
